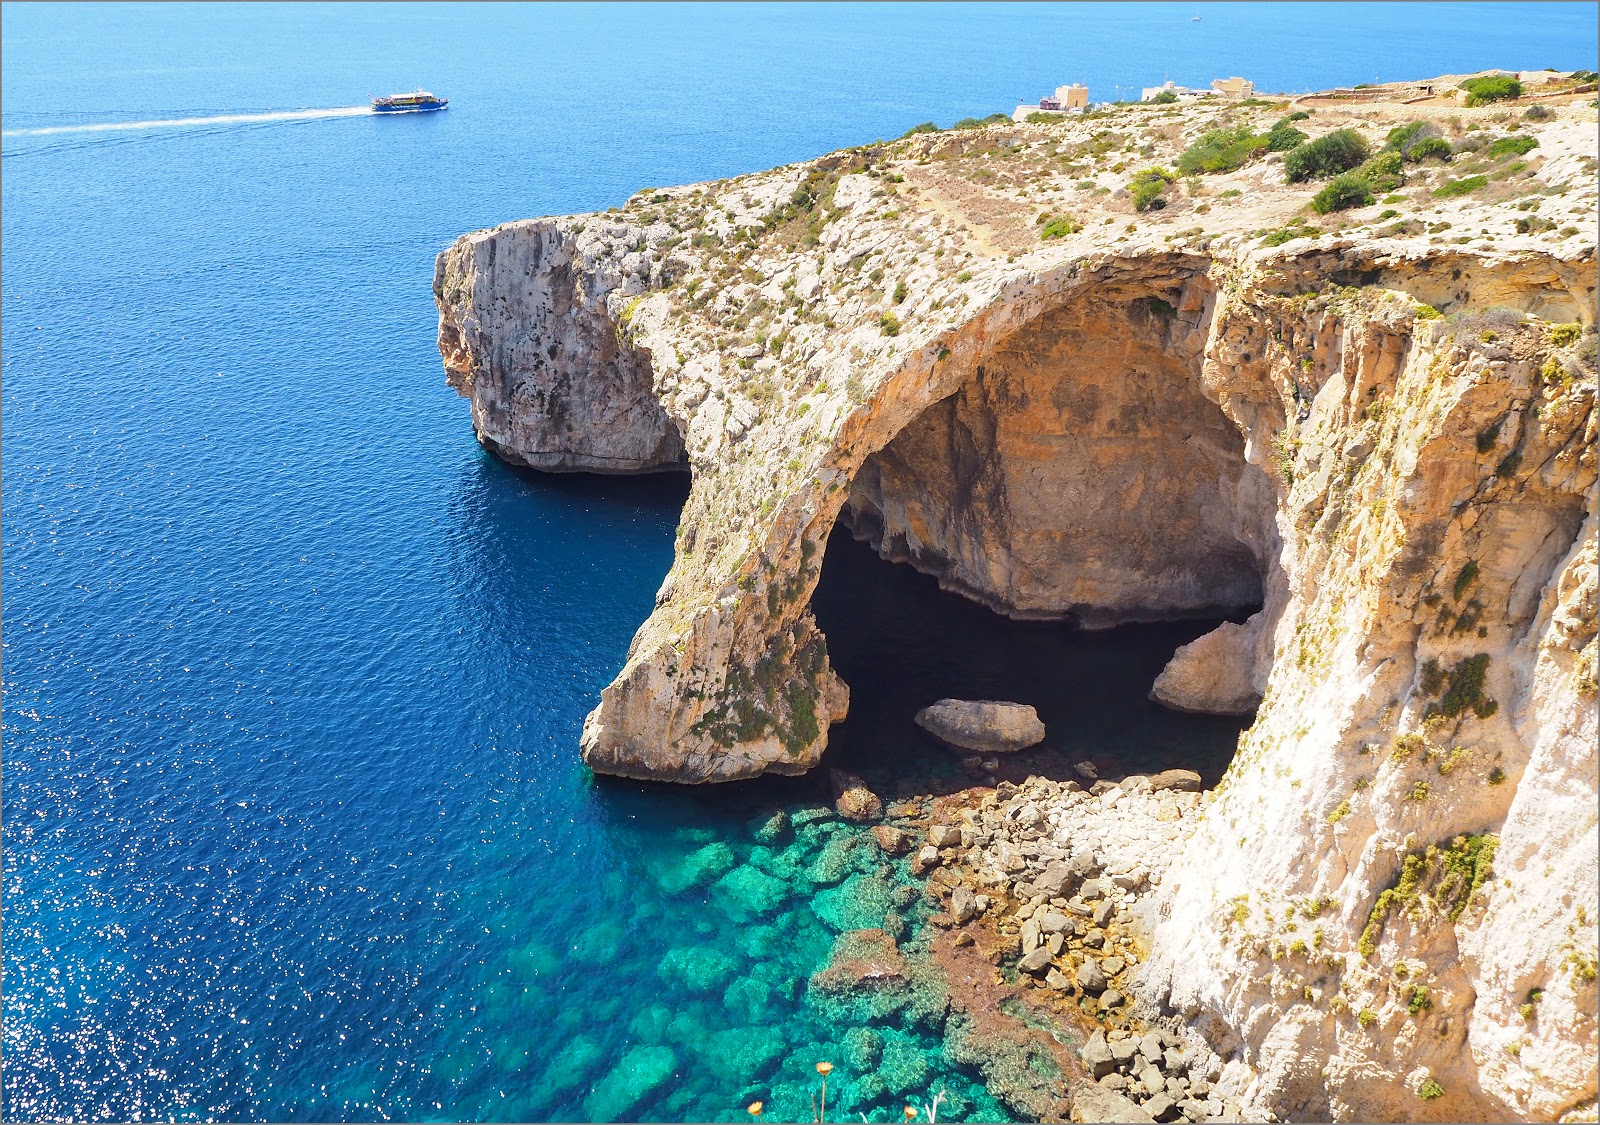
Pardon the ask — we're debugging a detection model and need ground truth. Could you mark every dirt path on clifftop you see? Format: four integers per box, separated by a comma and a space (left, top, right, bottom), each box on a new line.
902, 167, 1034, 259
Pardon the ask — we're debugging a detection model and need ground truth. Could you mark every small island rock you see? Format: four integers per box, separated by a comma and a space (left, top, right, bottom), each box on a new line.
913, 699, 1046, 754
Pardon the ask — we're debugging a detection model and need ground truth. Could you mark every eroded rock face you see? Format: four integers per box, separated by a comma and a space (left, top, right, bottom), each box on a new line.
847, 292, 1266, 625
435, 222, 686, 473
914, 699, 1047, 754
436, 90, 1599, 1121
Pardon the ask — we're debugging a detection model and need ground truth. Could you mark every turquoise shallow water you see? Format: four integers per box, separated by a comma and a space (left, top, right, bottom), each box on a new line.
5, 3, 1597, 1121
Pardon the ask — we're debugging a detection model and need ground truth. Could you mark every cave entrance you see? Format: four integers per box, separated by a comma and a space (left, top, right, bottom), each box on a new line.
810, 284, 1267, 796
810, 522, 1254, 797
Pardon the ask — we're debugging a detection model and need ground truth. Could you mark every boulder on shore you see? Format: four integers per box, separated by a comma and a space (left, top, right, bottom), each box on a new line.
1148, 768, 1203, 792
869, 824, 908, 854
913, 699, 1046, 754
830, 769, 884, 822
1070, 1084, 1155, 1124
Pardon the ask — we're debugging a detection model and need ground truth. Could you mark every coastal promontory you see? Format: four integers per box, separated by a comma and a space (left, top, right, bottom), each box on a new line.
436, 73, 1598, 1121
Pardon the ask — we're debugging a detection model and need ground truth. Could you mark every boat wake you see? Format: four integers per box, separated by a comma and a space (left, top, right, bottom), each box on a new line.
2, 106, 372, 137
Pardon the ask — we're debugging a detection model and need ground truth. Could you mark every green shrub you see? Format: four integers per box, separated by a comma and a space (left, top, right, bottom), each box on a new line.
1460, 75, 1522, 106
1312, 172, 1375, 213
1407, 136, 1453, 162
1268, 126, 1308, 152
892, 279, 908, 303
1152, 90, 1178, 104
1418, 1077, 1445, 1100
1284, 129, 1371, 182
1267, 117, 1309, 151
1358, 150, 1406, 193
1433, 175, 1488, 198
1177, 125, 1269, 175
1385, 121, 1428, 151
1424, 653, 1498, 721
1039, 214, 1082, 239
1025, 111, 1064, 124
1486, 134, 1539, 158
901, 121, 939, 138
1407, 985, 1433, 1014
1129, 167, 1174, 211
879, 311, 901, 336
1550, 322, 1584, 346
1525, 104, 1554, 121
1262, 223, 1319, 246
952, 113, 1010, 130
1383, 121, 1453, 163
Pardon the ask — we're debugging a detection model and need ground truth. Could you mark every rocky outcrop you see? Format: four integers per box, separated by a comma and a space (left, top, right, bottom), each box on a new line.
914, 699, 1047, 753
435, 222, 686, 472
1149, 618, 1264, 715
830, 769, 884, 822
437, 82, 1599, 1120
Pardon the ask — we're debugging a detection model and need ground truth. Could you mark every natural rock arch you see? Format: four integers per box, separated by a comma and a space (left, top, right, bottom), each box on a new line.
840, 281, 1271, 631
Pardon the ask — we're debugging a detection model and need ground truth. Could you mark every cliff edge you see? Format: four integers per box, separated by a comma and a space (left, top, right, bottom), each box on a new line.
436, 76, 1599, 1120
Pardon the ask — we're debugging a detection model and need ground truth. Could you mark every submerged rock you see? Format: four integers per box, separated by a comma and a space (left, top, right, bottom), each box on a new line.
842, 1025, 885, 1070
807, 928, 947, 1029
700, 1026, 785, 1084
535, 1035, 606, 1103
806, 832, 867, 886
749, 808, 791, 843
813, 872, 895, 932
711, 864, 790, 918
659, 946, 741, 993
914, 699, 1046, 753
656, 841, 736, 895
582, 1045, 678, 1121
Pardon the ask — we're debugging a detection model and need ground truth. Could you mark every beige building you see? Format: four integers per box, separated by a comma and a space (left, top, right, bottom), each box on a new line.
1141, 80, 1197, 102
1211, 76, 1256, 98
1014, 82, 1089, 121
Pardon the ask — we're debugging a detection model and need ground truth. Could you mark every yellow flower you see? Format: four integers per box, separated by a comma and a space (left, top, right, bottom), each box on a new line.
747, 1101, 764, 1118
815, 1061, 834, 1076
904, 1107, 918, 1120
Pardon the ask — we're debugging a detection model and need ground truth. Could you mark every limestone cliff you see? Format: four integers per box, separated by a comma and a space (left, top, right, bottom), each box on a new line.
437, 79, 1599, 1120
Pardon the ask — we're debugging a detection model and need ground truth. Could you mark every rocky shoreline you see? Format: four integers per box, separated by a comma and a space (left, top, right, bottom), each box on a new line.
819, 761, 1261, 1123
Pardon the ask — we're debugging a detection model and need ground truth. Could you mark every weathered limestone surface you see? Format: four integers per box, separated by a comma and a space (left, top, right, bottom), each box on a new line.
1149, 617, 1265, 715
436, 83, 1600, 1120
845, 292, 1266, 625
435, 222, 686, 472
914, 699, 1047, 754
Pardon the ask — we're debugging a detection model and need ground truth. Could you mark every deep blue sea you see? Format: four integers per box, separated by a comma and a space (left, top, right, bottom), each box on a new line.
5, 4, 1597, 1121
